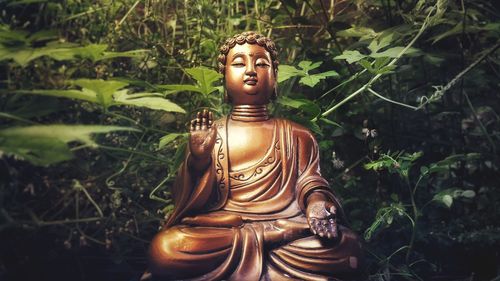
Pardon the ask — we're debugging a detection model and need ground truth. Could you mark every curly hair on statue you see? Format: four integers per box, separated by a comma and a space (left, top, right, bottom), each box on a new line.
217, 31, 279, 76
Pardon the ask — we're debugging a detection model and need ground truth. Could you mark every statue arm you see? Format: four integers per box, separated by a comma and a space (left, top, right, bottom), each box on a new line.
294, 126, 344, 239
164, 110, 218, 227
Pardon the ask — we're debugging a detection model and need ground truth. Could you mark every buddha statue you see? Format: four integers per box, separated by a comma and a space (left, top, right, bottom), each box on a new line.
148, 31, 363, 280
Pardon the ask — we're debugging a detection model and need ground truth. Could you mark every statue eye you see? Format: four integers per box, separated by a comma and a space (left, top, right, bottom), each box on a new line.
255, 59, 270, 67
231, 62, 245, 67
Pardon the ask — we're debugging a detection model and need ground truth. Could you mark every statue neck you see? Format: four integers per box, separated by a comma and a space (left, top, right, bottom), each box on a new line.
230, 104, 270, 122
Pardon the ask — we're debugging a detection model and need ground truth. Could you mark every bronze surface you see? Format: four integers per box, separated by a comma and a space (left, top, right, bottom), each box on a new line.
149, 31, 363, 280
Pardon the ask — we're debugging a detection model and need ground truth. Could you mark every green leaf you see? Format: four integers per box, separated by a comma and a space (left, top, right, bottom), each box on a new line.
277, 65, 304, 83
185, 67, 222, 95
368, 33, 394, 53
364, 203, 407, 240
0, 125, 138, 166
113, 91, 186, 113
156, 84, 204, 94
370, 47, 419, 58
298, 61, 322, 72
73, 79, 128, 109
442, 194, 453, 208
277, 96, 320, 119
336, 27, 378, 39
461, 190, 476, 199
299, 70, 339, 88
319, 117, 342, 128
358, 59, 375, 73
334, 50, 366, 64
158, 133, 188, 149
0, 41, 148, 67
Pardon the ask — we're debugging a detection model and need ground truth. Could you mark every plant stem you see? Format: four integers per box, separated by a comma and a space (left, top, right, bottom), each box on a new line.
367, 87, 418, 110
322, 5, 436, 117
405, 177, 418, 264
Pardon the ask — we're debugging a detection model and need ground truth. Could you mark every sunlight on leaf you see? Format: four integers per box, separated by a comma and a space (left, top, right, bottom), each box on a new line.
277, 65, 303, 83
0, 125, 139, 166
158, 133, 188, 149
185, 67, 222, 95
113, 92, 186, 113
334, 50, 366, 64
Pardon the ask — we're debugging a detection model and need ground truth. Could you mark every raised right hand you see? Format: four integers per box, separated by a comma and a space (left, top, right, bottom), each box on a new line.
189, 109, 217, 163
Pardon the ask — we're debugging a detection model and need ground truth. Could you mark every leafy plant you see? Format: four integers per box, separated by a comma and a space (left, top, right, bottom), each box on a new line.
0, 125, 138, 166
12, 79, 186, 113
278, 61, 339, 87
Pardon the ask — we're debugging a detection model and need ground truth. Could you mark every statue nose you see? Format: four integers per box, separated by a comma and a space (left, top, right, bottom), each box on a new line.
245, 64, 256, 76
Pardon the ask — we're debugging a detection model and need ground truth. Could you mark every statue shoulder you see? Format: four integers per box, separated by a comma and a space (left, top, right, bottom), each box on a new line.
276, 118, 316, 141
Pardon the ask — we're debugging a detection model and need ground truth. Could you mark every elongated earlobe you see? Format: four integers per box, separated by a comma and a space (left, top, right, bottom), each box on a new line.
271, 84, 278, 100
224, 89, 232, 103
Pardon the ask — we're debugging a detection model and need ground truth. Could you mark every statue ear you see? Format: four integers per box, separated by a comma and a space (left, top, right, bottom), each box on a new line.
224, 89, 232, 103
271, 83, 278, 101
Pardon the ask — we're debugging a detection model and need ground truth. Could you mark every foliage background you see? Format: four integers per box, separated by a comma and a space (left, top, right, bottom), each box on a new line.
0, 0, 499, 280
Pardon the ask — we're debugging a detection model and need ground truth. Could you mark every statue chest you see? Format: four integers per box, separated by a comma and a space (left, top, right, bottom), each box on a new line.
226, 120, 276, 171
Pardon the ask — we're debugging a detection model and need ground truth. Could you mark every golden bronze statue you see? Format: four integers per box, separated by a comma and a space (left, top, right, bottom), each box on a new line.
148, 32, 363, 280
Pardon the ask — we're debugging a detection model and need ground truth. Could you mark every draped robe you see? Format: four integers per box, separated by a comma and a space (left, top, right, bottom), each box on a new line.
149, 117, 363, 280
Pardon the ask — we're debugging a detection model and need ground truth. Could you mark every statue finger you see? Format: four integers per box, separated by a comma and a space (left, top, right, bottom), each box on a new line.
329, 222, 338, 239
201, 117, 208, 130
208, 111, 214, 128
195, 119, 201, 130
310, 226, 317, 235
190, 119, 197, 131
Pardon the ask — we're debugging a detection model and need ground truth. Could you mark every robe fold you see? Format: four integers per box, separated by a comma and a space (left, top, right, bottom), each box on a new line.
149, 117, 363, 280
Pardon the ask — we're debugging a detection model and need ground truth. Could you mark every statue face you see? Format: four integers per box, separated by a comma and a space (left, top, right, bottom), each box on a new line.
225, 43, 275, 105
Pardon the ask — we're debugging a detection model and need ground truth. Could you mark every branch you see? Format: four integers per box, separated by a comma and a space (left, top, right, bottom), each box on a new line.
367, 87, 419, 110
322, 5, 436, 117
418, 40, 500, 108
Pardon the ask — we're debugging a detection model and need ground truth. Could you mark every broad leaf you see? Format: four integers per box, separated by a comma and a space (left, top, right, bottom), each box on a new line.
0, 125, 138, 166
433, 188, 476, 208
368, 33, 394, 53
277, 65, 303, 83
298, 61, 322, 72
336, 27, 378, 39
113, 91, 186, 113
185, 67, 222, 95
73, 79, 128, 109
158, 133, 188, 149
156, 84, 204, 94
334, 50, 366, 64
370, 47, 419, 58
299, 70, 339, 88
278, 96, 321, 119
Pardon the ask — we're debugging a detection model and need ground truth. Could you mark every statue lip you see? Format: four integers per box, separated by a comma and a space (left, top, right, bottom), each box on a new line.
244, 77, 258, 85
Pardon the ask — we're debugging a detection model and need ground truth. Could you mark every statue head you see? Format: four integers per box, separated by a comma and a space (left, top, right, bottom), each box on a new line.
218, 31, 279, 105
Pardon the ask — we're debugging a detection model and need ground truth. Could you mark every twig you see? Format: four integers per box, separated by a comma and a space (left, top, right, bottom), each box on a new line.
322, 5, 436, 117
149, 175, 173, 204
418, 40, 500, 108
0, 112, 38, 124
367, 87, 418, 110
73, 180, 104, 217
116, 0, 141, 28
